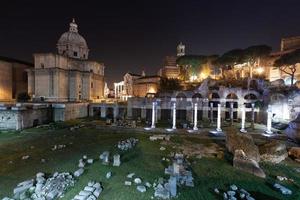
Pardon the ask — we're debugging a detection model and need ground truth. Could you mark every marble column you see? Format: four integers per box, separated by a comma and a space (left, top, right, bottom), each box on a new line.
151, 102, 156, 129
216, 104, 222, 132
193, 103, 198, 131
230, 102, 234, 125
210, 103, 214, 122
240, 104, 247, 133
251, 103, 255, 130
265, 105, 273, 134
172, 102, 176, 129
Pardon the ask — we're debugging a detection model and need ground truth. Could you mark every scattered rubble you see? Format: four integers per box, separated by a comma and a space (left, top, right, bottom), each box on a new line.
51, 144, 66, 151
214, 185, 256, 200
113, 154, 121, 166
273, 183, 292, 195
99, 151, 110, 165
117, 138, 138, 151
72, 181, 102, 200
7, 172, 75, 200
21, 155, 30, 160
149, 134, 171, 141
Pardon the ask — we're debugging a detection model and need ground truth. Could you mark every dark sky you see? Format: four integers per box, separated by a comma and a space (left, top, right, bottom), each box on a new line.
1, 0, 300, 87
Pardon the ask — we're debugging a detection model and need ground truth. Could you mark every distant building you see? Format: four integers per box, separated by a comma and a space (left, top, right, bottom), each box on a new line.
266, 36, 300, 84
0, 56, 33, 101
177, 42, 185, 57
159, 43, 185, 79
114, 72, 144, 100
133, 75, 161, 97
160, 56, 180, 79
27, 19, 105, 102
281, 36, 300, 51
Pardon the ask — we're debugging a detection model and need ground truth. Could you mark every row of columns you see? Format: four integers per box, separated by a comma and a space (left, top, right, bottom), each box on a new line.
150, 102, 273, 134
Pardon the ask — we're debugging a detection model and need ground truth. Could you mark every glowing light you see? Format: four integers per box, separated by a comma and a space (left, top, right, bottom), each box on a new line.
256, 67, 264, 74
200, 72, 208, 80
148, 87, 156, 93
189, 75, 197, 82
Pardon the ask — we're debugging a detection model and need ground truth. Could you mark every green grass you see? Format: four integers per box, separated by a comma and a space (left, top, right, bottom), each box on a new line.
0, 121, 299, 200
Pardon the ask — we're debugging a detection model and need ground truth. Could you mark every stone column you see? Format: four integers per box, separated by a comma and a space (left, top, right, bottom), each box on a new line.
156, 105, 161, 121
113, 104, 119, 121
265, 105, 273, 134
216, 104, 222, 132
202, 99, 209, 119
210, 103, 214, 122
193, 103, 198, 131
127, 99, 133, 119
151, 102, 156, 129
141, 106, 146, 120
88, 105, 94, 117
240, 104, 247, 133
230, 102, 234, 125
100, 105, 106, 118
251, 103, 255, 130
172, 102, 176, 129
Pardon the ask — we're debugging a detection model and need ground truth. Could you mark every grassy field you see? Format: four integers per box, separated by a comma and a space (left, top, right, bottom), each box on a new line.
0, 120, 299, 200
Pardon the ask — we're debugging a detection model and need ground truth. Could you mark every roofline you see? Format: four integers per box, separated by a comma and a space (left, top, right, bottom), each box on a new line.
0, 56, 34, 67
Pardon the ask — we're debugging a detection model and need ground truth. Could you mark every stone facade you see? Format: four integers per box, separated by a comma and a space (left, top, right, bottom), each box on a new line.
0, 57, 33, 101
27, 20, 105, 102
0, 102, 90, 130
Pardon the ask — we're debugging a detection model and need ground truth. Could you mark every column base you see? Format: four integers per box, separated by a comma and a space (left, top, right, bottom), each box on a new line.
240, 128, 247, 133
264, 130, 273, 135
209, 129, 224, 136
166, 128, 175, 132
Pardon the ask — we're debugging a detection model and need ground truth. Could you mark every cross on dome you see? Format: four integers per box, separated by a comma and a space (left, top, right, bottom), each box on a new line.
69, 18, 78, 33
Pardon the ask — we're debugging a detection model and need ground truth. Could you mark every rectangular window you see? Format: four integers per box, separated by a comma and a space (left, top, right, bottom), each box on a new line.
91, 82, 93, 88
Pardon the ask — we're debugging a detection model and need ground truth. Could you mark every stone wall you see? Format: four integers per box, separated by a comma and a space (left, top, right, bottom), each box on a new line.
53, 103, 89, 122
0, 104, 51, 130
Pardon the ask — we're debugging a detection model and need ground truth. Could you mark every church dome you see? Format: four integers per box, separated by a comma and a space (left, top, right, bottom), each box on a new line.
57, 19, 89, 60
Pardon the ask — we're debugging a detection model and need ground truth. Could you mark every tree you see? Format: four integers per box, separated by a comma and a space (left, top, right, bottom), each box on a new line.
214, 49, 245, 70
274, 49, 300, 86
243, 45, 272, 77
17, 92, 30, 102
213, 49, 244, 78
176, 55, 208, 81
159, 78, 182, 92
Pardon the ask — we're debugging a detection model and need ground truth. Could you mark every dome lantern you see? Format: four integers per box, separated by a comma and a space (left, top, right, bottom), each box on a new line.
57, 18, 89, 60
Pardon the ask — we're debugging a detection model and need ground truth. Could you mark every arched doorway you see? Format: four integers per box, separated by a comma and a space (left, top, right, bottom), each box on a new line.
209, 92, 220, 120
225, 93, 238, 120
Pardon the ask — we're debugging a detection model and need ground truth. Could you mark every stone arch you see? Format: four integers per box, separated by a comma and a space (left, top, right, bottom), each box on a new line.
226, 93, 238, 100
225, 93, 238, 120
192, 93, 202, 102
208, 91, 220, 120
209, 92, 220, 99
244, 93, 258, 100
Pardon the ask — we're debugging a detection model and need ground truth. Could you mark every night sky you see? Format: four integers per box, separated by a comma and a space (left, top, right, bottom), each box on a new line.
1, 0, 300, 86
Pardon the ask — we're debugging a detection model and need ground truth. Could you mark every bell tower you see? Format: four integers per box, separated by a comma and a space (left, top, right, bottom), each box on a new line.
177, 42, 185, 57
